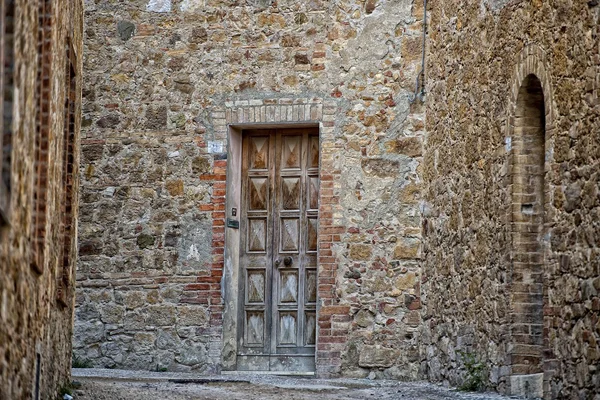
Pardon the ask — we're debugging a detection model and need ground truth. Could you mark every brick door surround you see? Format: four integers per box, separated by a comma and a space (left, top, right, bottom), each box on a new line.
219, 98, 347, 376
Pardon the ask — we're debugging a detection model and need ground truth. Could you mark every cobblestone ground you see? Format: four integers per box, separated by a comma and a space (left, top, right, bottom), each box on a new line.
71, 369, 513, 400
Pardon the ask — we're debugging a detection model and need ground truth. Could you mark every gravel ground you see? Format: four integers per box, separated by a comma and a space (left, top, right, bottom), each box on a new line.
70, 369, 514, 400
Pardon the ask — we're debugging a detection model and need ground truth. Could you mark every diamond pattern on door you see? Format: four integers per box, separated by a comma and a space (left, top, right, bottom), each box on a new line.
248, 219, 266, 252
282, 177, 301, 210
247, 270, 266, 303
279, 270, 299, 303
249, 177, 268, 210
239, 129, 319, 372
281, 136, 301, 169
246, 311, 265, 346
280, 218, 299, 252
278, 312, 297, 345
249, 136, 269, 169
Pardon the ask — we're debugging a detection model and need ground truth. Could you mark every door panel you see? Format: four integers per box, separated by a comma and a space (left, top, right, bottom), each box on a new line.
238, 128, 319, 372
239, 130, 275, 358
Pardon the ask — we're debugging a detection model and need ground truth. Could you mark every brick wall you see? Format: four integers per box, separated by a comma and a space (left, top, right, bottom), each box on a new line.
0, 0, 83, 398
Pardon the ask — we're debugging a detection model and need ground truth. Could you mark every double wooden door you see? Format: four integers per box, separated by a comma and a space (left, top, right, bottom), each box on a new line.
237, 128, 319, 372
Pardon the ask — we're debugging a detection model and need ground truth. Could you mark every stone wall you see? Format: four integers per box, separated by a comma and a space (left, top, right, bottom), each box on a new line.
422, 0, 600, 398
76, 0, 425, 376
0, 0, 83, 398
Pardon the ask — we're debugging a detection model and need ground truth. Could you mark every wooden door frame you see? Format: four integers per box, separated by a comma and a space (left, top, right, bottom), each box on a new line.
221, 123, 321, 373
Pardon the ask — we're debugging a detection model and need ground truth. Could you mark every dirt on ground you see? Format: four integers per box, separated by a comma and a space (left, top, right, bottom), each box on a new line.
70, 370, 510, 400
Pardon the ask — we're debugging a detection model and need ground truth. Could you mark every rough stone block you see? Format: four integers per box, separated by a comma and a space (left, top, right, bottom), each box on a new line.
358, 345, 400, 368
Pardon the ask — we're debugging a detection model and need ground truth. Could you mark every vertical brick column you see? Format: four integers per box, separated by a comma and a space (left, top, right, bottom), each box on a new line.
206, 109, 228, 364
315, 101, 348, 377
510, 73, 546, 375
506, 47, 558, 393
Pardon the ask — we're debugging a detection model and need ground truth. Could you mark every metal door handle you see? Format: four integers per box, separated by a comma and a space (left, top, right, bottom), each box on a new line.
275, 257, 293, 268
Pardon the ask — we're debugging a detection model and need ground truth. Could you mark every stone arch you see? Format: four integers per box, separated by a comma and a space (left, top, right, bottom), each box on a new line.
506, 44, 555, 398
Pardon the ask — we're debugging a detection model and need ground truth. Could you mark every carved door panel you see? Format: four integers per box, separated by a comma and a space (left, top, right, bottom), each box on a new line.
238, 128, 319, 372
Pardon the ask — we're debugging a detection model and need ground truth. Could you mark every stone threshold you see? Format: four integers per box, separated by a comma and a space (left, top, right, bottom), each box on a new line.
221, 370, 315, 377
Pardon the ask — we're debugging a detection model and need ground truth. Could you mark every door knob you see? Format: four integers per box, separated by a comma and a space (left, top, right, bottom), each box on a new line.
275, 259, 281, 267
283, 256, 293, 266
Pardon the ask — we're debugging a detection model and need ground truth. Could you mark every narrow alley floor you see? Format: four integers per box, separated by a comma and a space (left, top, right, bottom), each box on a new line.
71, 369, 514, 400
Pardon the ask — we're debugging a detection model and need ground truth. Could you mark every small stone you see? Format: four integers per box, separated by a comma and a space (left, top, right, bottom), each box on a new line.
394, 238, 420, 259
386, 137, 423, 157
117, 21, 135, 41
192, 157, 211, 175
177, 306, 209, 326
175, 341, 207, 366
365, 0, 377, 14
137, 234, 155, 249
189, 27, 207, 43
79, 239, 103, 256
354, 309, 374, 328
166, 180, 184, 196
96, 114, 120, 129
359, 345, 400, 368
349, 244, 372, 260
123, 291, 146, 310
99, 304, 125, 324
145, 105, 167, 130
564, 182, 582, 213
294, 54, 310, 65
146, 305, 177, 326
394, 272, 417, 291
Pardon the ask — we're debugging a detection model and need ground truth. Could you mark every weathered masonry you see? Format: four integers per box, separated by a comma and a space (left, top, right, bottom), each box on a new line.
75, 0, 600, 399
76, 0, 425, 378
423, 1, 600, 399
0, 0, 83, 398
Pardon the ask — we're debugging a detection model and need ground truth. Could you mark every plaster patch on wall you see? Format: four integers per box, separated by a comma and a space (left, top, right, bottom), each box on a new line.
481, 0, 511, 12
180, 0, 204, 12
146, 0, 171, 13
178, 215, 211, 273
207, 141, 224, 154
187, 244, 200, 261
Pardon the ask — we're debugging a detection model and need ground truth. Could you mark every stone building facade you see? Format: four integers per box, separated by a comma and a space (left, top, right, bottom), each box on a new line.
422, 0, 600, 398
0, 0, 83, 399
76, 0, 425, 378
75, 0, 599, 398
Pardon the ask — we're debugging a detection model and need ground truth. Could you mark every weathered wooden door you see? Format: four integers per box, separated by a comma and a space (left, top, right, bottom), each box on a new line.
237, 128, 319, 372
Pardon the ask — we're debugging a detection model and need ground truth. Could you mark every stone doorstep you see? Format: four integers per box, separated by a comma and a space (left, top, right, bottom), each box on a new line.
72, 368, 347, 391
221, 370, 315, 377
